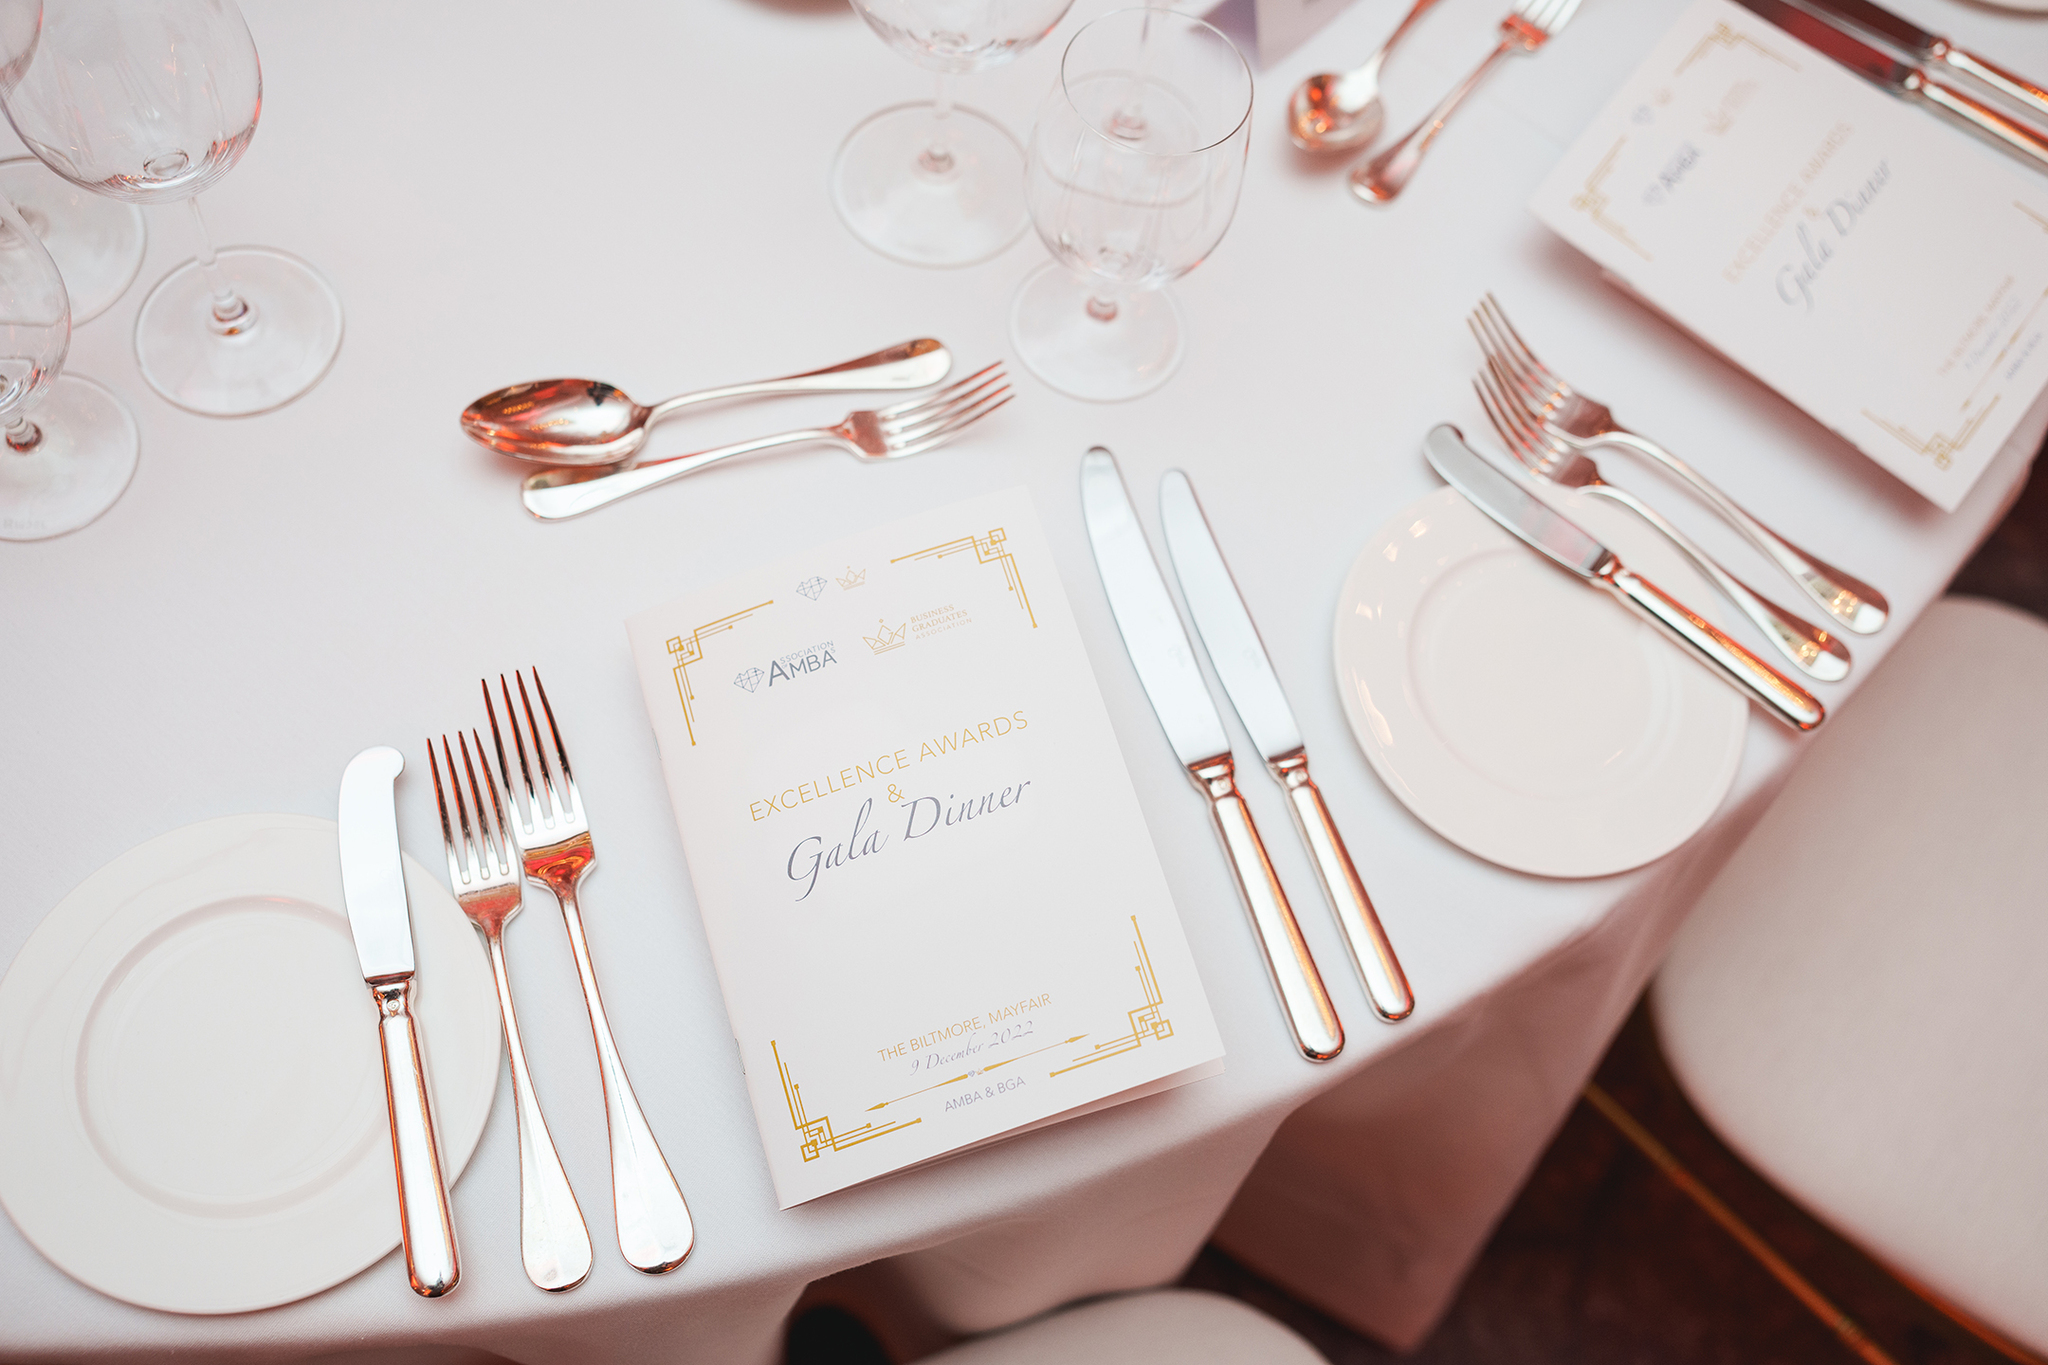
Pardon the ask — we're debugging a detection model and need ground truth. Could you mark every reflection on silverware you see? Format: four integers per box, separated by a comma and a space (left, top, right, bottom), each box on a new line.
1351, 0, 1582, 204
1471, 295, 1888, 635
337, 746, 461, 1298
1081, 448, 1345, 1062
1287, 0, 1445, 152
461, 338, 955, 467
1789, 0, 2048, 128
1473, 359, 1852, 683
483, 671, 695, 1275
429, 733, 593, 1294
1423, 424, 1825, 731
520, 362, 1011, 521
1158, 469, 1414, 1022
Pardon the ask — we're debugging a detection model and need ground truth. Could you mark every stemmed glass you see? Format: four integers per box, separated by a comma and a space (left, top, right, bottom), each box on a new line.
0, 194, 140, 540
834, 0, 1077, 269
0, 157, 146, 324
0, 0, 342, 417
1010, 8, 1252, 402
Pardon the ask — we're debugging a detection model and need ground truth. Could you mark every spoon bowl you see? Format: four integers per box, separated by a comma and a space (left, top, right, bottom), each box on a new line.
1288, 70, 1383, 152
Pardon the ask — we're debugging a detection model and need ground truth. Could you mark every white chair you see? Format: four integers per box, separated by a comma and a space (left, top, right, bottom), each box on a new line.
1651, 596, 2048, 1358
912, 1289, 1327, 1365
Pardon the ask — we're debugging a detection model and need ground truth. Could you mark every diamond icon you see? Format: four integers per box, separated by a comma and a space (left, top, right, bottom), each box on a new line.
735, 668, 764, 693
797, 576, 827, 600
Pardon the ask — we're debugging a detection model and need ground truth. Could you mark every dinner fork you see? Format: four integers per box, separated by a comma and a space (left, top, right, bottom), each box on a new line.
1472, 295, 1888, 634
1474, 361, 1851, 682
1350, 0, 1582, 204
484, 670, 695, 1275
429, 733, 594, 1293
521, 362, 1012, 521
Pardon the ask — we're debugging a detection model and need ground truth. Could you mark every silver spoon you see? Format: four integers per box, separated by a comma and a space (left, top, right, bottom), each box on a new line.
461, 338, 952, 467
1287, 0, 1444, 152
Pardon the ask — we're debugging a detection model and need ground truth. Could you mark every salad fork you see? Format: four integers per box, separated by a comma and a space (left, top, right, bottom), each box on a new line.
1471, 295, 1888, 634
429, 733, 594, 1293
521, 361, 1012, 521
1474, 361, 1851, 682
485, 670, 695, 1275
1351, 0, 1583, 204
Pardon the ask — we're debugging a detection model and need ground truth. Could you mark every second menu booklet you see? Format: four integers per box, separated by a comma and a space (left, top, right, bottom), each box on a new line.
626, 487, 1225, 1207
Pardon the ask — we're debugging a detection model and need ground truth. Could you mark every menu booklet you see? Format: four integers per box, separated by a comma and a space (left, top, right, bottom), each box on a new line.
626, 488, 1225, 1207
1528, 0, 2048, 512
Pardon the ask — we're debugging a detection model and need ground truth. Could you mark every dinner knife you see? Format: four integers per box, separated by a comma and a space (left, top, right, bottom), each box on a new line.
339, 745, 461, 1298
1735, 0, 2048, 172
1080, 448, 1345, 1062
1422, 425, 1826, 732
1789, 0, 2048, 127
1158, 470, 1415, 1024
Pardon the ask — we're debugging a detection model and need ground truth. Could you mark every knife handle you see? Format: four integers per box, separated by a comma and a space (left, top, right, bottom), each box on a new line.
1189, 754, 1345, 1062
1939, 45, 2048, 127
1605, 565, 1825, 731
1269, 751, 1415, 1023
1915, 71, 2048, 171
372, 979, 461, 1298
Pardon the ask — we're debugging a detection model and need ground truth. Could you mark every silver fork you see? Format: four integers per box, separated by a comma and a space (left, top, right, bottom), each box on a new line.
484, 670, 695, 1275
1472, 295, 1888, 634
1350, 0, 1582, 204
521, 361, 1012, 521
429, 733, 595, 1292
1474, 360, 1851, 682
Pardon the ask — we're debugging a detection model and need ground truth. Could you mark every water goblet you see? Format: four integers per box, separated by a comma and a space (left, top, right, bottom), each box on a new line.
1, 0, 342, 417
1009, 7, 1252, 402
834, 0, 1077, 269
0, 157, 147, 324
0, 193, 140, 540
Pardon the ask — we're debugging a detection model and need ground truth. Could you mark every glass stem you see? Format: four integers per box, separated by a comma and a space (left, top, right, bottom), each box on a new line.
1087, 295, 1119, 322
5, 415, 41, 453
187, 198, 256, 336
919, 73, 957, 178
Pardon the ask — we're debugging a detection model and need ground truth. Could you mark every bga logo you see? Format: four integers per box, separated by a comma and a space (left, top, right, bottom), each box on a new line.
737, 642, 838, 694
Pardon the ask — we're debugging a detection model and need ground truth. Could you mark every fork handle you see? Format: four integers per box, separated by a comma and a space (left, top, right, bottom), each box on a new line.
1597, 430, 1887, 635
1351, 37, 1514, 204
521, 427, 837, 521
553, 883, 696, 1274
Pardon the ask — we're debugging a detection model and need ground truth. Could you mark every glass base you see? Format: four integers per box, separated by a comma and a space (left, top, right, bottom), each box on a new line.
0, 157, 147, 325
831, 101, 1028, 269
133, 246, 343, 417
0, 375, 141, 541
1008, 262, 1184, 402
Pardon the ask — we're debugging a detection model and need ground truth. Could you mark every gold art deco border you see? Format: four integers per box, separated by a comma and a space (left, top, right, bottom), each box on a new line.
1677, 21, 1796, 75
772, 1040, 920, 1163
892, 528, 1038, 628
666, 601, 773, 746
1572, 138, 1653, 263
1050, 918, 1173, 1078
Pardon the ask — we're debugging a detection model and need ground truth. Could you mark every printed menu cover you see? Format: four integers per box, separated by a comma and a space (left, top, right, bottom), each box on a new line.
1528, 0, 2048, 511
625, 487, 1225, 1207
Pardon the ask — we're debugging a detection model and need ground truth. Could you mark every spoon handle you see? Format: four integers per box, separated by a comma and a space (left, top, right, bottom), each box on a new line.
644, 340, 950, 423
522, 429, 837, 520
1351, 38, 1514, 203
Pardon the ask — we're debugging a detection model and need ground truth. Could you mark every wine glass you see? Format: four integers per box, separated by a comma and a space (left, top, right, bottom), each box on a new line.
0, 156, 146, 323
834, 0, 1077, 269
1009, 8, 1251, 402
0, 193, 140, 540
0, 0, 342, 417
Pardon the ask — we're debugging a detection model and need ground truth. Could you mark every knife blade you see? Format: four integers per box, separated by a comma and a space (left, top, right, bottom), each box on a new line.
1080, 448, 1344, 1062
1422, 425, 1824, 731
338, 746, 461, 1298
1158, 470, 1413, 1023
1735, 0, 2048, 171
1788, 0, 2048, 127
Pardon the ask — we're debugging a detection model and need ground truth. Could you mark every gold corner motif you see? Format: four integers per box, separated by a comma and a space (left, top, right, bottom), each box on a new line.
667, 600, 773, 746
892, 528, 1038, 628
1861, 400, 1999, 471
1677, 22, 1796, 75
1571, 139, 1653, 263
772, 1040, 920, 1163
1050, 918, 1173, 1078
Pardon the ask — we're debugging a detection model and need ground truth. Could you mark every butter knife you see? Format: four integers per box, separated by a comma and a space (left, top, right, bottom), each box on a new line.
340, 746, 461, 1298
1788, 0, 2048, 127
1158, 470, 1414, 1024
1735, 0, 2048, 171
1081, 448, 1345, 1062
1424, 425, 1825, 731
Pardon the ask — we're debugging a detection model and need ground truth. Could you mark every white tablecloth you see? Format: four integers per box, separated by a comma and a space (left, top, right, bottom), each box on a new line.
2, 0, 2043, 1359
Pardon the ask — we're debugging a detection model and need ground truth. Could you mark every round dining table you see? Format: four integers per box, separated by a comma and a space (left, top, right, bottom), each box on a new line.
3, 0, 2045, 1360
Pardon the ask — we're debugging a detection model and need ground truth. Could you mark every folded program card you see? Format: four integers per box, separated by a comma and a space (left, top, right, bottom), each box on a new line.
626, 487, 1224, 1207
1529, 0, 2048, 511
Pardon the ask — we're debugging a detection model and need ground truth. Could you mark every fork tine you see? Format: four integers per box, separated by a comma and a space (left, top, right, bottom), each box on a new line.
1469, 298, 1539, 398
527, 669, 578, 812
890, 393, 1015, 457
456, 731, 498, 866
876, 361, 1004, 420
887, 378, 1012, 443
882, 368, 1007, 436
513, 670, 560, 820
472, 729, 515, 869
441, 735, 478, 871
1479, 294, 1562, 399
490, 675, 538, 826
1472, 373, 1530, 463
428, 737, 460, 866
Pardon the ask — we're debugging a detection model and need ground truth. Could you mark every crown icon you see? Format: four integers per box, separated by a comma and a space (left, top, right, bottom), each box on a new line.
863, 618, 908, 654
835, 565, 867, 590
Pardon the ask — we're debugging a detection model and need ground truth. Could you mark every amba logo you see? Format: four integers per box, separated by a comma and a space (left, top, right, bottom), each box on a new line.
735, 641, 838, 694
